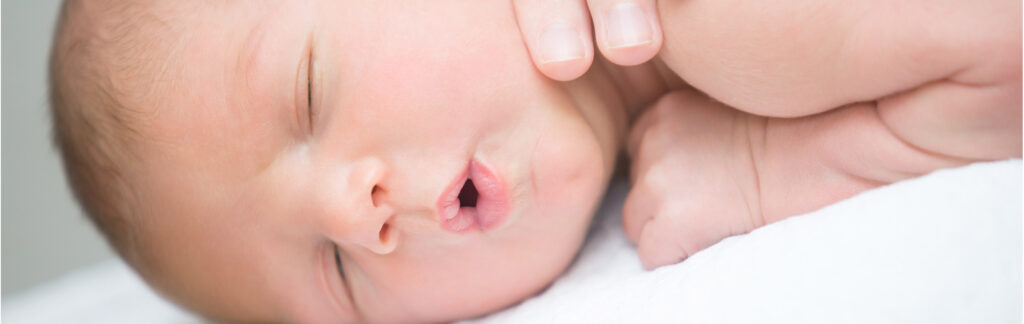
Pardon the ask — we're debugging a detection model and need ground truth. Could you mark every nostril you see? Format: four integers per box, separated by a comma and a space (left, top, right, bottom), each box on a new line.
371, 185, 383, 207
370, 222, 398, 255
459, 179, 478, 207
379, 223, 391, 243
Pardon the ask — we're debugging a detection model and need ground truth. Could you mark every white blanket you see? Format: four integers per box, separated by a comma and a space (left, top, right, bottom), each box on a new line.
5, 160, 1021, 324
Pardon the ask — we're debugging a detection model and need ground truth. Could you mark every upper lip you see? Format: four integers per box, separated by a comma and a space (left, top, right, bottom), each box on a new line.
436, 164, 470, 222
435, 159, 510, 232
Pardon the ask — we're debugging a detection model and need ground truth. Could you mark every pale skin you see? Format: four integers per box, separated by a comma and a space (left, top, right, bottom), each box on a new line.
61, 0, 1019, 322
66, 0, 631, 322
513, 0, 1022, 269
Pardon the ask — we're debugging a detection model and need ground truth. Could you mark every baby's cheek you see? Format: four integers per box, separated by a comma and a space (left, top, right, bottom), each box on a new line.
530, 120, 607, 221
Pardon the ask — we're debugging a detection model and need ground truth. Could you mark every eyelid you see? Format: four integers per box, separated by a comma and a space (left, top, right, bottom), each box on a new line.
333, 244, 347, 282
333, 243, 362, 317
294, 35, 316, 136
305, 40, 316, 134
319, 243, 359, 319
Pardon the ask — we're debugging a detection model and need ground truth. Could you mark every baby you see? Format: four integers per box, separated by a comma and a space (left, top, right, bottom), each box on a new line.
51, 1, 639, 322
49, 0, 1019, 323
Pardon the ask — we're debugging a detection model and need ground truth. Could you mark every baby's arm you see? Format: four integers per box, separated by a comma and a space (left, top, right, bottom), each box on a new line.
654, 0, 1020, 156
510, 0, 1019, 268
625, 88, 977, 269
623, 0, 1020, 269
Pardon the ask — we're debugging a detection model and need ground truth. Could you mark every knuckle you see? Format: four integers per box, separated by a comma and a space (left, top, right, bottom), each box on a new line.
641, 161, 672, 192
651, 204, 677, 228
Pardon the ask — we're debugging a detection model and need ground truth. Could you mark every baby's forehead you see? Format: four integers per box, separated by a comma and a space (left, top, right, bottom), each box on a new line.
128, 0, 541, 184
143, 0, 536, 132
274, 1, 531, 77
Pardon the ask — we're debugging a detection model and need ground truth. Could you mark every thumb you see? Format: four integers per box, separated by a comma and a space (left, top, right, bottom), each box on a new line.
512, 0, 595, 81
587, 0, 663, 66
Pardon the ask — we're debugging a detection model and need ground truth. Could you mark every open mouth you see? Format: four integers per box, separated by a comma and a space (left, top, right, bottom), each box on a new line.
459, 179, 479, 207
438, 160, 509, 233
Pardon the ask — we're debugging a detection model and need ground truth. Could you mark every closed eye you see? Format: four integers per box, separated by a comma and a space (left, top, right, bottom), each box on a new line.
305, 43, 316, 134
321, 243, 358, 318
294, 39, 316, 135
333, 244, 346, 282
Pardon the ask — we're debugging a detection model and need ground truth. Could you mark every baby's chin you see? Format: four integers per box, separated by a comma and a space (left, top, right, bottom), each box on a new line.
401, 237, 590, 323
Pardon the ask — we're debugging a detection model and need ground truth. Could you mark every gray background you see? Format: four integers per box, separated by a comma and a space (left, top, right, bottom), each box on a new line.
2, 0, 117, 296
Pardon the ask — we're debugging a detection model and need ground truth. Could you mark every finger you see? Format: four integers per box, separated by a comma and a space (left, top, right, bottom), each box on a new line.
512, 0, 595, 81
637, 215, 691, 270
622, 180, 657, 243
587, 0, 663, 66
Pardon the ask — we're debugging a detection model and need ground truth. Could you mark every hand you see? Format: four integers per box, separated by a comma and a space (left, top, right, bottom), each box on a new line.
624, 89, 766, 270
511, 0, 663, 81
623, 85, 1015, 270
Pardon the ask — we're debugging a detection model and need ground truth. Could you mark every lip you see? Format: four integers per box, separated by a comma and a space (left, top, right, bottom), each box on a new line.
436, 160, 510, 233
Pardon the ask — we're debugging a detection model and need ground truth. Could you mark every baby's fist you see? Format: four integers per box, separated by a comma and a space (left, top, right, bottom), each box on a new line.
624, 89, 765, 269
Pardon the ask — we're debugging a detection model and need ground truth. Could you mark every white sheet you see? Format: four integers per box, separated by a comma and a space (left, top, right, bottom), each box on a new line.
5, 160, 1021, 324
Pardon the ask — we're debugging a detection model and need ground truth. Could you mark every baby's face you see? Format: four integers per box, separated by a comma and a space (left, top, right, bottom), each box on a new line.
124, 1, 624, 322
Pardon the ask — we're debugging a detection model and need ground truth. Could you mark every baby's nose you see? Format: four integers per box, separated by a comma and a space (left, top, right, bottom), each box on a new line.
322, 157, 400, 255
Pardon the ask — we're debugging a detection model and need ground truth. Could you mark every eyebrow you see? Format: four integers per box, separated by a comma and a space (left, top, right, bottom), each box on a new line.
321, 243, 360, 320
334, 244, 363, 316
237, 20, 269, 95
333, 244, 347, 281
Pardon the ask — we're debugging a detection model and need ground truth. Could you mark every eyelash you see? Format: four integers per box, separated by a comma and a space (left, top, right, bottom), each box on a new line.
305, 49, 316, 133
333, 244, 347, 282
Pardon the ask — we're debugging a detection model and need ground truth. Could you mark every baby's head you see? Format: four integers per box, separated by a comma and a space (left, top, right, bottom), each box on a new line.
51, 0, 626, 322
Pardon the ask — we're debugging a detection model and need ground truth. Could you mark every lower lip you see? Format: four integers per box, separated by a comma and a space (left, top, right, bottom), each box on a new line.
438, 160, 510, 233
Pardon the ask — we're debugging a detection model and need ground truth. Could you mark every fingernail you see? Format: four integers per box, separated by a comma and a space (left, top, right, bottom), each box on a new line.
606, 2, 653, 49
539, 23, 585, 63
